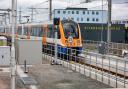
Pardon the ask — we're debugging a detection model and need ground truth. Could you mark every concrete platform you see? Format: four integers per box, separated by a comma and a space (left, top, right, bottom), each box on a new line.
27, 59, 112, 89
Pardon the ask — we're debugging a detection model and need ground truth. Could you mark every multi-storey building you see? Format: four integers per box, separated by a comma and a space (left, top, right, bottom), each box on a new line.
54, 8, 107, 23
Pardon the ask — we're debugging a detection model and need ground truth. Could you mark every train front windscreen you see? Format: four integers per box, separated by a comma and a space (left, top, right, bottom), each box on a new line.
62, 20, 79, 38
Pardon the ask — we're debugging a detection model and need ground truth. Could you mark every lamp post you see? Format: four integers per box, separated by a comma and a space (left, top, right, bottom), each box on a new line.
107, 0, 112, 54
11, 0, 16, 89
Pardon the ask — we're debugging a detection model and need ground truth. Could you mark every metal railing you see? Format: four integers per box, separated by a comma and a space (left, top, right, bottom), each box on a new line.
82, 40, 128, 57
42, 44, 128, 88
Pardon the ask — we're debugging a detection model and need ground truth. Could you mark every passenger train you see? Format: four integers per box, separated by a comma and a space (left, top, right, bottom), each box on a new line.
4, 19, 82, 56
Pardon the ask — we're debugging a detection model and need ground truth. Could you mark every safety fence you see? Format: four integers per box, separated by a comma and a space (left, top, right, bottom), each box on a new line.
42, 44, 128, 88
82, 40, 128, 57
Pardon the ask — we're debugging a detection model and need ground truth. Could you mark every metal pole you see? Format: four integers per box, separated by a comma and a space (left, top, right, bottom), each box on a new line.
55, 25, 58, 63
31, 7, 34, 22
11, 0, 16, 89
49, 0, 52, 20
8, 12, 11, 24
107, 0, 112, 43
19, 8, 22, 23
4, 13, 7, 25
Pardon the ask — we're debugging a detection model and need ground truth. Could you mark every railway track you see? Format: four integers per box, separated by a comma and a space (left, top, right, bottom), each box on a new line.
65, 55, 128, 79
43, 52, 128, 80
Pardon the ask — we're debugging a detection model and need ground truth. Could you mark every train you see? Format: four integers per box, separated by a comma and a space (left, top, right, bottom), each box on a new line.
2, 19, 83, 56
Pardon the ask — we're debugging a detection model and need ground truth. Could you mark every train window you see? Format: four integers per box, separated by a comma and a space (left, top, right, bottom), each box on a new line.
31, 27, 34, 36
31, 27, 38, 36
39, 27, 43, 37
18, 26, 22, 35
62, 21, 79, 38
24, 27, 28, 35
47, 25, 54, 38
34, 28, 37, 36
34, 27, 42, 37
36, 27, 40, 36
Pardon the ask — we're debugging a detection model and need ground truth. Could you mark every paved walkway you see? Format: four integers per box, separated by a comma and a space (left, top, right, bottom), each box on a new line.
27, 59, 112, 89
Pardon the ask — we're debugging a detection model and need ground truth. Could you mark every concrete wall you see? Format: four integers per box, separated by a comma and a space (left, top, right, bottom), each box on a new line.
0, 46, 10, 66
15, 39, 42, 65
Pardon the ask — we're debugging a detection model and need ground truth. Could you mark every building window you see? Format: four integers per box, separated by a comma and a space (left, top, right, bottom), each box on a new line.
87, 18, 89, 21
83, 11, 85, 14
92, 11, 95, 15
96, 12, 99, 15
68, 11, 70, 14
81, 18, 83, 21
92, 18, 95, 21
96, 18, 99, 22
72, 11, 74, 14
57, 10, 60, 14
63, 11, 66, 14
77, 18, 79, 21
87, 11, 89, 14
76, 11, 79, 14
63, 17, 66, 20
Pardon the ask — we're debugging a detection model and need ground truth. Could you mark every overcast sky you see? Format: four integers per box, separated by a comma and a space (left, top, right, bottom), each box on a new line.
0, 0, 128, 22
